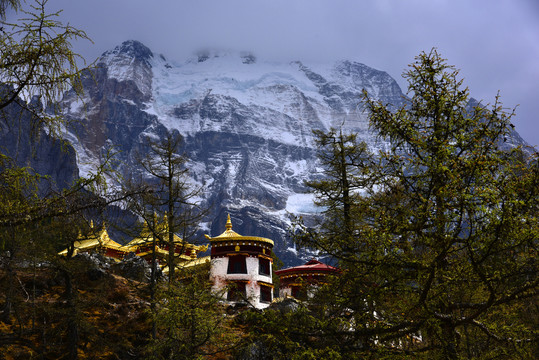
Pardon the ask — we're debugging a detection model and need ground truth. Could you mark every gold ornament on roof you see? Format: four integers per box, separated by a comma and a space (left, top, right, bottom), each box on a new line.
205, 214, 274, 246
226, 214, 232, 230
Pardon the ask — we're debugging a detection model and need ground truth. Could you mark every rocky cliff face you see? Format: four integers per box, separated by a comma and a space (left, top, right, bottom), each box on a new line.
58, 40, 529, 266
0, 89, 79, 195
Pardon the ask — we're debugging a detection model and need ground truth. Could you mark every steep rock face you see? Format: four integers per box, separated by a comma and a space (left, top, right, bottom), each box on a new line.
63, 41, 167, 168
59, 41, 529, 266
0, 91, 78, 194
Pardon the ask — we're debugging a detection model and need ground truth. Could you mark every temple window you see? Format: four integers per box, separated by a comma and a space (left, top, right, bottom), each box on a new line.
260, 286, 272, 303
259, 258, 270, 276
227, 255, 247, 274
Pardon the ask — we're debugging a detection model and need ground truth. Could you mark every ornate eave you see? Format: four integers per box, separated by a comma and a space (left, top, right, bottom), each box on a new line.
125, 215, 208, 253
205, 214, 274, 246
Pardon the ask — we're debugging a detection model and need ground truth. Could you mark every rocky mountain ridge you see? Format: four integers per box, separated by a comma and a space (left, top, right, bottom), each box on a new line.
56, 40, 529, 266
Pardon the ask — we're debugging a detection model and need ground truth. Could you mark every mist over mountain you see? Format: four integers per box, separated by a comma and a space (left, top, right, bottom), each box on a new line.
53, 40, 528, 266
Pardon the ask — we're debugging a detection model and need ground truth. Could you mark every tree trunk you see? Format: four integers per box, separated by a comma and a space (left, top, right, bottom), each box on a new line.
150, 237, 157, 340
441, 323, 458, 360
61, 267, 78, 360
0, 258, 14, 324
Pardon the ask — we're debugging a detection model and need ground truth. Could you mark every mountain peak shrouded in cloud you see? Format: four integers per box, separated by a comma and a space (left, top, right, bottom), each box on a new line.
101, 40, 261, 69
101, 40, 154, 66
190, 48, 257, 65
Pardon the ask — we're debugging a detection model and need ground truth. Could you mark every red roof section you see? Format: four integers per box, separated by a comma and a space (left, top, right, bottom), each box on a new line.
275, 259, 340, 276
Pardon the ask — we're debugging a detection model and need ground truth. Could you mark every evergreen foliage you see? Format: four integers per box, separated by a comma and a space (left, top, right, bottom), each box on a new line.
126, 130, 206, 282
148, 263, 236, 359
291, 49, 538, 358
0, 2, 132, 358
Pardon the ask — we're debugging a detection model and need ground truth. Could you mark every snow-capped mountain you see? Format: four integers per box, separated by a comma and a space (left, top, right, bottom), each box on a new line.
57, 40, 527, 266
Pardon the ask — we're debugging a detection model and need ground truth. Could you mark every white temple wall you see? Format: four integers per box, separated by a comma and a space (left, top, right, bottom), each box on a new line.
209, 257, 228, 295
210, 255, 273, 309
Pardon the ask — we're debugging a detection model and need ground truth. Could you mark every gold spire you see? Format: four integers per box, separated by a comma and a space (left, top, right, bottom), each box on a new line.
90, 220, 94, 229
163, 212, 168, 232
226, 214, 232, 230
205, 214, 274, 246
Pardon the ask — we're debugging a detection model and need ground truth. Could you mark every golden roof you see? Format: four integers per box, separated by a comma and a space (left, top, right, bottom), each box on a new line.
124, 232, 184, 248
205, 214, 274, 246
161, 256, 211, 274
123, 216, 208, 253
136, 248, 202, 262
124, 213, 208, 252
58, 222, 123, 256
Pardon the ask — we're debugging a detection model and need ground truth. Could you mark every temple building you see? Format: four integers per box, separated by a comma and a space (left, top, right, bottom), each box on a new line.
206, 214, 274, 309
59, 215, 208, 274
58, 221, 125, 259
275, 259, 340, 299
124, 215, 208, 273
59, 214, 341, 307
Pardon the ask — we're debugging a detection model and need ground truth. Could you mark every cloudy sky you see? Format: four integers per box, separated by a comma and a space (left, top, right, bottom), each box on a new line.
13, 0, 539, 146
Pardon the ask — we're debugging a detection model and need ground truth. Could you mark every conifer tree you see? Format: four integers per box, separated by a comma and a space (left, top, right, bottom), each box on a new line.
302, 127, 373, 256
0, 3, 129, 357
0, 0, 90, 137
134, 131, 205, 282
295, 49, 539, 358
124, 130, 206, 343
148, 263, 235, 360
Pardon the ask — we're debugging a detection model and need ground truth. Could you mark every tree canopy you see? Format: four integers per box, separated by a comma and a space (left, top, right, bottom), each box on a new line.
291, 49, 538, 359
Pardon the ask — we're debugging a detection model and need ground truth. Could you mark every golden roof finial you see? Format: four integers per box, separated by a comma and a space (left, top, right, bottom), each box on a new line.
140, 219, 150, 237
153, 211, 158, 226
226, 214, 232, 230
163, 212, 168, 231
90, 220, 94, 229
